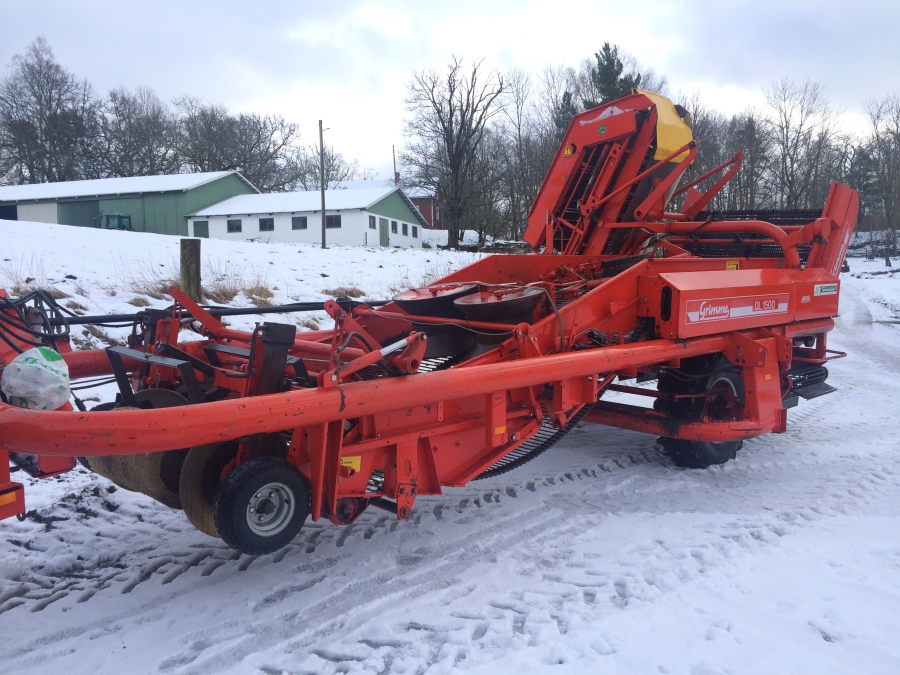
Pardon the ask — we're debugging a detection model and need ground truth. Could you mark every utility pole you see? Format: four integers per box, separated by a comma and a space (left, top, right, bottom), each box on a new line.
319, 120, 327, 249
393, 145, 399, 185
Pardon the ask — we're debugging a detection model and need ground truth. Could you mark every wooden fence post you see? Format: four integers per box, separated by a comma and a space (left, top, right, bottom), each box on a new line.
180, 238, 202, 301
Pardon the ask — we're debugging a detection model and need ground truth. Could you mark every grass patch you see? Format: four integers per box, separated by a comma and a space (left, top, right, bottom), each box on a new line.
113, 254, 175, 300
203, 259, 244, 304
127, 297, 151, 307
299, 317, 321, 331
41, 286, 70, 299
0, 253, 69, 298
249, 295, 274, 308
72, 325, 124, 350
83, 325, 124, 347
1, 253, 49, 294
245, 279, 275, 307
245, 284, 274, 299
65, 300, 88, 311
322, 285, 366, 298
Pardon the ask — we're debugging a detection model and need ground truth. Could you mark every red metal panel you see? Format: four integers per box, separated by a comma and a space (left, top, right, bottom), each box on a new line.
0, 335, 733, 457
647, 269, 840, 339
0, 447, 24, 520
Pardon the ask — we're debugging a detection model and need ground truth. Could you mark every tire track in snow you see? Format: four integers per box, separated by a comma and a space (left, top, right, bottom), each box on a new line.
3, 281, 900, 672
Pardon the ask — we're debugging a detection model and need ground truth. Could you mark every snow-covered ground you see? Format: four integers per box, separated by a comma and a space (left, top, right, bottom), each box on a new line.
1, 220, 899, 675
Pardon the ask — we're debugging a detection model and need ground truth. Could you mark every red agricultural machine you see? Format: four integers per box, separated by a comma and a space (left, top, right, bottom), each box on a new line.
0, 91, 858, 555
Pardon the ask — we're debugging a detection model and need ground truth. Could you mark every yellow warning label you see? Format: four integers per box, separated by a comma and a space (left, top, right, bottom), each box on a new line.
726, 261, 740, 270
0, 491, 18, 506
339, 456, 361, 472
493, 426, 507, 435
562, 143, 575, 156
764, 374, 772, 381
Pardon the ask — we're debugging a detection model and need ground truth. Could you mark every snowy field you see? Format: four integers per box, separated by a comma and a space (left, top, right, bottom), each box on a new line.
1, 220, 899, 675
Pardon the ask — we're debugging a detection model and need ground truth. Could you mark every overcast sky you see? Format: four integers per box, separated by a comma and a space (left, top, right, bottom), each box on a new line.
2, 0, 898, 179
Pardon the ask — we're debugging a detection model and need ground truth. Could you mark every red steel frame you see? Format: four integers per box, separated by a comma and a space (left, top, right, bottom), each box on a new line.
0, 91, 859, 528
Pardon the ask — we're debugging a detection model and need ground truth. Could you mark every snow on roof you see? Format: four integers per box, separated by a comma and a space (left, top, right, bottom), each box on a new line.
331, 179, 396, 190
404, 185, 435, 199
192, 186, 428, 226
324, 178, 435, 200
0, 171, 257, 202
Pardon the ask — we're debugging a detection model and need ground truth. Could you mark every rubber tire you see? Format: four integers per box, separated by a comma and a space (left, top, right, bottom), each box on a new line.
179, 442, 239, 538
659, 437, 743, 469
213, 457, 310, 555
657, 357, 746, 469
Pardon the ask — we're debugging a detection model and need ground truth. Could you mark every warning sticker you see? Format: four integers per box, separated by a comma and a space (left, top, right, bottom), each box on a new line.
814, 283, 838, 296
685, 293, 789, 324
339, 456, 361, 472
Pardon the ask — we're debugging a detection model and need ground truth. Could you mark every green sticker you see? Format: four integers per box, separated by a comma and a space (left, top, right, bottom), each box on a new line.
598, 125, 607, 135
38, 347, 63, 362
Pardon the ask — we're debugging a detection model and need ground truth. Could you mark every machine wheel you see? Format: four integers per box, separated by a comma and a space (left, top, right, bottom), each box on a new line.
658, 357, 746, 469
213, 457, 310, 555
86, 391, 190, 509
180, 434, 289, 538
179, 442, 239, 538
658, 437, 743, 469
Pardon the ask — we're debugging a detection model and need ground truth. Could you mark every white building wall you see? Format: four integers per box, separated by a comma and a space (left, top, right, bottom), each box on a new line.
17, 203, 58, 224
190, 209, 422, 248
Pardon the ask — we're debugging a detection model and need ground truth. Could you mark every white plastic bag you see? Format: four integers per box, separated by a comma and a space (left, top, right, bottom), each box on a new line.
1, 347, 71, 410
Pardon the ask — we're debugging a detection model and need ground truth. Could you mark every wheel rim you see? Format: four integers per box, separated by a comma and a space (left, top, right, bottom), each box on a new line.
706, 374, 741, 421
246, 481, 295, 537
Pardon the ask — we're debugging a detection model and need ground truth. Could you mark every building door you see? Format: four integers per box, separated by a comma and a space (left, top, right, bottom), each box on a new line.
59, 200, 100, 228
193, 221, 209, 238
379, 218, 389, 246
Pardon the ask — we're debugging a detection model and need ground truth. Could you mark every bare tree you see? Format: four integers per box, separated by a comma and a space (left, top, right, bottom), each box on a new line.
680, 92, 728, 205
229, 113, 305, 192
401, 57, 505, 248
765, 80, 840, 209
292, 143, 373, 191
466, 128, 506, 247
723, 110, 773, 210
0, 37, 98, 184
175, 97, 305, 191
535, 65, 578, 145
97, 87, 179, 177
865, 95, 900, 261
494, 69, 547, 240
175, 98, 236, 173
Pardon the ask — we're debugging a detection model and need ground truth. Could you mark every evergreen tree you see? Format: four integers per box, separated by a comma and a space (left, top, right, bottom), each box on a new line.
552, 91, 579, 143
582, 43, 642, 110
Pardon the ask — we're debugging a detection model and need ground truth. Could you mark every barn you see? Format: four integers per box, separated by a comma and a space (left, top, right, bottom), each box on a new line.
0, 171, 258, 236
188, 185, 427, 247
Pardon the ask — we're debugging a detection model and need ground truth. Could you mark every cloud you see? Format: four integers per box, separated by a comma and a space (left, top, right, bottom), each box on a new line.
2, 0, 897, 171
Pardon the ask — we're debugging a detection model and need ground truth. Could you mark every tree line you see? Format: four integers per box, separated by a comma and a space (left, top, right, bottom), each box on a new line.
3, 37, 898, 260
400, 45, 900, 258
0, 37, 370, 192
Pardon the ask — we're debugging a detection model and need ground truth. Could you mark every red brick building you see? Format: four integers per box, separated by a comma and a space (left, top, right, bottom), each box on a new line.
406, 186, 443, 230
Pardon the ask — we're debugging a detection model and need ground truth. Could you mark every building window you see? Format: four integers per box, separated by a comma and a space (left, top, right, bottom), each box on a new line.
227, 219, 242, 233
368, 215, 376, 229
325, 214, 341, 229
391, 220, 398, 233
412, 226, 418, 238
402, 222, 408, 236
292, 216, 307, 230
259, 217, 274, 231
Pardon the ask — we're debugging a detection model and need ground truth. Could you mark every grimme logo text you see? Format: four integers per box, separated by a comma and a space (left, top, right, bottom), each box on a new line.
698, 301, 730, 320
